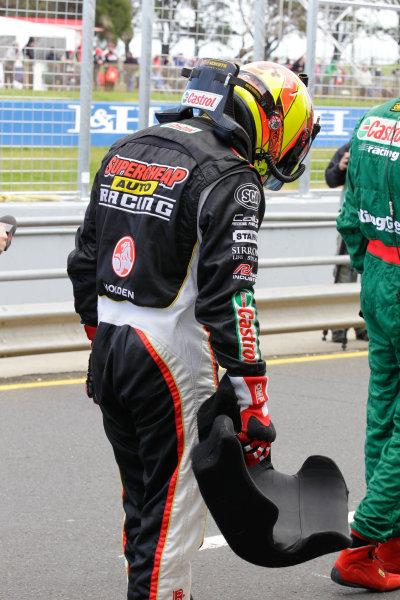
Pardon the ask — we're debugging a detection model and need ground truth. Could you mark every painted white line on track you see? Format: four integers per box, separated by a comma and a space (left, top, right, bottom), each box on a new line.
200, 534, 227, 551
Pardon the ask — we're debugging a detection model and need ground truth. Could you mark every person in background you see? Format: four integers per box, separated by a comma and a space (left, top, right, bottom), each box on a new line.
173, 53, 186, 67
22, 36, 35, 89
291, 55, 305, 74
334, 62, 346, 91
0, 216, 17, 253
314, 57, 322, 94
0, 224, 8, 253
324, 141, 368, 344
330, 97, 400, 592
4, 41, 19, 89
163, 54, 173, 66
152, 56, 166, 90
322, 60, 338, 96
93, 47, 103, 90
103, 42, 119, 90
358, 64, 373, 97
123, 51, 139, 92
45, 47, 61, 90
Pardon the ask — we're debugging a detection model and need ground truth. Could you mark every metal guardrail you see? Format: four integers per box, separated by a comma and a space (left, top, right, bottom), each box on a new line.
0, 210, 347, 282
12, 213, 339, 228
257, 283, 364, 335
0, 255, 351, 282
13, 217, 85, 227
0, 269, 68, 282
1, 211, 359, 357
0, 283, 364, 357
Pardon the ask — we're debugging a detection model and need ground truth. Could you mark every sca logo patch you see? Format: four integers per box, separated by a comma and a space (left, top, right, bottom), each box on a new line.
234, 183, 261, 211
112, 236, 135, 277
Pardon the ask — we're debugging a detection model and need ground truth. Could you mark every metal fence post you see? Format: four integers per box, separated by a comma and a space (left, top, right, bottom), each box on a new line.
253, 0, 266, 61
299, 0, 318, 197
138, 0, 153, 130
77, 0, 95, 201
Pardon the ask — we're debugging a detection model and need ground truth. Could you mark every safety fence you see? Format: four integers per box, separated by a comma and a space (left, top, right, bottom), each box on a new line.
0, 0, 84, 197
1, 0, 400, 197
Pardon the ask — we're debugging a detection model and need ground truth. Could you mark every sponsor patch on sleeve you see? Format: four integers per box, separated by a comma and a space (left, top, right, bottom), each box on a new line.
232, 290, 261, 363
234, 183, 261, 211
391, 102, 400, 112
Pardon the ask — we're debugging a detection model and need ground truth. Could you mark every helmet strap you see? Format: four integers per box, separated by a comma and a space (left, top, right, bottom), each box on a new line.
254, 148, 306, 183
155, 59, 254, 159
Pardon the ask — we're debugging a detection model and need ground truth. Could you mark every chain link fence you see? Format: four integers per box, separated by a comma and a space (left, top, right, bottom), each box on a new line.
142, 0, 400, 191
304, 0, 400, 188
0, 0, 83, 199
1, 0, 400, 198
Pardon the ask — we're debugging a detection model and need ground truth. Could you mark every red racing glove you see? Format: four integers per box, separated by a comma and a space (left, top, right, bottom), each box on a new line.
84, 324, 97, 344
229, 375, 276, 466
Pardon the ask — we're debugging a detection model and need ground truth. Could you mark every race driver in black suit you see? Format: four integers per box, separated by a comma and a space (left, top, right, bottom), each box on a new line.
67, 58, 317, 600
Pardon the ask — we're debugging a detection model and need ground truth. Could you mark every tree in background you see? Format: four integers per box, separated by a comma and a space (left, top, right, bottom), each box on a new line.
95, 0, 132, 49
237, 0, 306, 61
144, 0, 306, 63
150, 0, 233, 60
0, 0, 133, 53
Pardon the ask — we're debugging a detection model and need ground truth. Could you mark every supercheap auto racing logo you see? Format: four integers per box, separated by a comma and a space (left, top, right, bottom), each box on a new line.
104, 154, 189, 190
99, 154, 189, 221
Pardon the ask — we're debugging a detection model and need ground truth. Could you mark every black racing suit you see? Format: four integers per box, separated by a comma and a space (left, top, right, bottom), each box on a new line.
67, 117, 266, 600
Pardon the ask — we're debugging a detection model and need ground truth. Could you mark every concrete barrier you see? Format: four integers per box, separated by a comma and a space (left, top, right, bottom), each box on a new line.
0, 302, 89, 357
257, 283, 364, 334
0, 283, 364, 357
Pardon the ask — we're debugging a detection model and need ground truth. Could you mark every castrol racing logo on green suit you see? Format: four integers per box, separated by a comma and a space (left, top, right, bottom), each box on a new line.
358, 116, 400, 159
232, 290, 261, 363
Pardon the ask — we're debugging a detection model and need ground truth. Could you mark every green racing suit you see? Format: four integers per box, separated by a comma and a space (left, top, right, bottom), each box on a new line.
337, 98, 400, 542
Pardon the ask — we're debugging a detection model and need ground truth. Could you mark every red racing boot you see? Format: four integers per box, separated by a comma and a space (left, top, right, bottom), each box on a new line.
376, 538, 400, 574
331, 545, 400, 591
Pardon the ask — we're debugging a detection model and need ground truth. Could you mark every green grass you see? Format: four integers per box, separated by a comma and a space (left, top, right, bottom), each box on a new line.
0, 84, 371, 194
0, 145, 333, 194
0, 87, 182, 104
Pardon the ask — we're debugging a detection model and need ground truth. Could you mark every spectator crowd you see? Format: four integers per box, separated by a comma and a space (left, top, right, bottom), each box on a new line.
2, 38, 400, 102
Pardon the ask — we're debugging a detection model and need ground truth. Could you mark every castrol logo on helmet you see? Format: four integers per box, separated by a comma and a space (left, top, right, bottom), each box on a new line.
357, 116, 400, 147
181, 89, 223, 111
112, 236, 135, 277
232, 290, 261, 363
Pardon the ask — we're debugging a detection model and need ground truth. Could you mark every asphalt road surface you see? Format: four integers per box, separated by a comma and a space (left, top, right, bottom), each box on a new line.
1, 352, 391, 600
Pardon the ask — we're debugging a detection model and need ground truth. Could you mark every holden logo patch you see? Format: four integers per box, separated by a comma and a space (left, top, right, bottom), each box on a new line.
112, 236, 135, 277
234, 183, 261, 211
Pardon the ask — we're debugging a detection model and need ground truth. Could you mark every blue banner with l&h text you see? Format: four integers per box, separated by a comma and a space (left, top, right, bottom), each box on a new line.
0, 99, 368, 148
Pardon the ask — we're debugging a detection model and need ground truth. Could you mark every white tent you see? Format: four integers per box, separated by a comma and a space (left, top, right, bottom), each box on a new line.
0, 17, 80, 54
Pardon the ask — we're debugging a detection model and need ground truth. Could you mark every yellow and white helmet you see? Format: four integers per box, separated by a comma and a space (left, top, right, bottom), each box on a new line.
234, 61, 316, 189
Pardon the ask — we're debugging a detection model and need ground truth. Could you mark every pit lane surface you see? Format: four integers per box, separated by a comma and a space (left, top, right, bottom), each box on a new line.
1, 352, 382, 600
